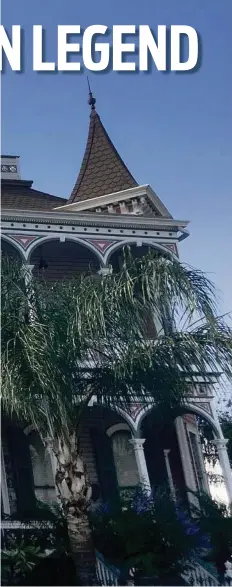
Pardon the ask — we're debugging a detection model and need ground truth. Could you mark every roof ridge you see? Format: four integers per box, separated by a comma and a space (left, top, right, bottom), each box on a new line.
30, 188, 66, 201
69, 110, 96, 203
97, 112, 137, 185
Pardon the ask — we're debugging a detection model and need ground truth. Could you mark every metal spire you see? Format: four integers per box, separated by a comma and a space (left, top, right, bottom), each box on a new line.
87, 76, 96, 110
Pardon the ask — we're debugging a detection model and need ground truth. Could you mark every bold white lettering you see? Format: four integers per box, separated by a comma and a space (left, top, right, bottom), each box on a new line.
171, 25, 198, 71
33, 26, 55, 71
139, 25, 167, 71
83, 25, 109, 71
57, 25, 81, 71
113, 25, 136, 71
0, 25, 21, 71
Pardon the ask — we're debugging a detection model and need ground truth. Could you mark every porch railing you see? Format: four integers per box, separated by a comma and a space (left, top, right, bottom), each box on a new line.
1, 520, 54, 530
1, 518, 54, 549
95, 550, 121, 586
1, 522, 230, 586
95, 550, 224, 586
182, 563, 219, 586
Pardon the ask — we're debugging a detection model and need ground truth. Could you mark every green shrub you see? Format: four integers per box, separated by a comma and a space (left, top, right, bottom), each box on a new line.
91, 487, 205, 584
1, 537, 42, 586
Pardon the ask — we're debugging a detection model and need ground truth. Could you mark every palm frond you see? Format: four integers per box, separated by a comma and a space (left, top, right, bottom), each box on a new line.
1, 253, 232, 443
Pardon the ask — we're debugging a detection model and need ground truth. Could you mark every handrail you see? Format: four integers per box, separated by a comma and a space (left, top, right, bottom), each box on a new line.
95, 550, 222, 586
182, 562, 219, 586
1, 519, 54, 530
95, 550, 120, 586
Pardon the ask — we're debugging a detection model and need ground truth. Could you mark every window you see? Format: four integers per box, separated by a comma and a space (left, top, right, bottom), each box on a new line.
111, 431, 139, 491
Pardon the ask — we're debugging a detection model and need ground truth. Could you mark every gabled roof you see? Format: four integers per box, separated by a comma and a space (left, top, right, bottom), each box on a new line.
56, 184, 173, 219
1, 179, 66, 211
69, 103, 138, 204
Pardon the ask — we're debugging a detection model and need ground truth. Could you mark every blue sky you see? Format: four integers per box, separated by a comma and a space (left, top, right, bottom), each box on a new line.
2, 0, 232, 315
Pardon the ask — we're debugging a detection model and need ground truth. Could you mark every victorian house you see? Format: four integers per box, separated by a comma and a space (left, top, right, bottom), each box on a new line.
1, 92, 232, 533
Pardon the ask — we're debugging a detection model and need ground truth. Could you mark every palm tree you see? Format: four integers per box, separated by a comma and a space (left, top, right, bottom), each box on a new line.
1, 251, 232, 584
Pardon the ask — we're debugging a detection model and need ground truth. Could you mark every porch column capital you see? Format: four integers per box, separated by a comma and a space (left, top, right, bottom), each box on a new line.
163, 448, 171, 456
98, 267, 112, 276
212, 438, 229, 450
22, 263, 34, 273
129, 438, 146, 450
212, 438, 232, 503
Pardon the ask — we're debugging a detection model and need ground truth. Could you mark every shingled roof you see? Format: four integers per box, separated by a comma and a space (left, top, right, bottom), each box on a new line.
69, 97, 138, 204
1, 179, 66, 211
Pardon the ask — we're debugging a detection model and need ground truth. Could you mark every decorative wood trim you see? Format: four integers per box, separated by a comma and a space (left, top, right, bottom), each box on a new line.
106, 424, 130, 437
7, 235, 40, 250
85, 239, 118, 253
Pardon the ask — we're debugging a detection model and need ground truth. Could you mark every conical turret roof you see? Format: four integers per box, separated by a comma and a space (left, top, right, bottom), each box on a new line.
69, 98, 137, 204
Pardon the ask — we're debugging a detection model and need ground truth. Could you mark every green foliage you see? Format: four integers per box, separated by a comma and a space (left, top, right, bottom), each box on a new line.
2, 252, 232, 448
92, 489, 232, 583
191, 492, 232, 576
1, 257, 28, 347
1, 536, 42, 586
2, 500, 69, 553
91, 488, 203, 584
197, 409, 232, 478
1, 503, 71, 586
2, 253, 232, 584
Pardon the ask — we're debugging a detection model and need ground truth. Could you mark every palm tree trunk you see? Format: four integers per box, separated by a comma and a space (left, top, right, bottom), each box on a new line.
52, 434, 97, 585
67, 510, 96, 585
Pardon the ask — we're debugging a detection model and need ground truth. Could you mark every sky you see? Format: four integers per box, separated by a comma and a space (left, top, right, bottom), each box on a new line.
1, 0, 232, 316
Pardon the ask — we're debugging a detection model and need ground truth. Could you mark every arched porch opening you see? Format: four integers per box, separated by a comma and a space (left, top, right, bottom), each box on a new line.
109, 243, 164, 339
1, 418, 36, 516
175, 407, 230, 504
79, 405, 139, 503
141, 408, 187, 503
1, 418, 56, 517
1, 238, 23, 262
137, 402, 231, 505
108, 242, 164, 274
30, 239, 101, 282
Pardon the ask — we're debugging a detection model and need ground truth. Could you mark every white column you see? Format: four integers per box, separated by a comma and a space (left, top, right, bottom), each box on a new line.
175, 417, 197, 492
129, 438, 151, 491
21, 264, 35, 321
46, 439, 60, 503
1, 447, 10, 514
175, 417, 199, 508
21, 263, 34, 286
119, 201, 128, 214
107, 205, 115, 213
210, 399, 232, 504
163, 449, 176, 500
132, 199, 140, 214
212, 439, 232, 504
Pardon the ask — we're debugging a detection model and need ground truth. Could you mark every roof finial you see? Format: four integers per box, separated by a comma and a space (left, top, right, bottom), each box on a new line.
87, 76, 96, 110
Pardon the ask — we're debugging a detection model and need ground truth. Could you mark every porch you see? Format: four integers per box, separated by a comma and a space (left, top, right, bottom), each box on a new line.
1, 520, 228, 586
2, 399, 232, 587
2, 396, 231, 519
